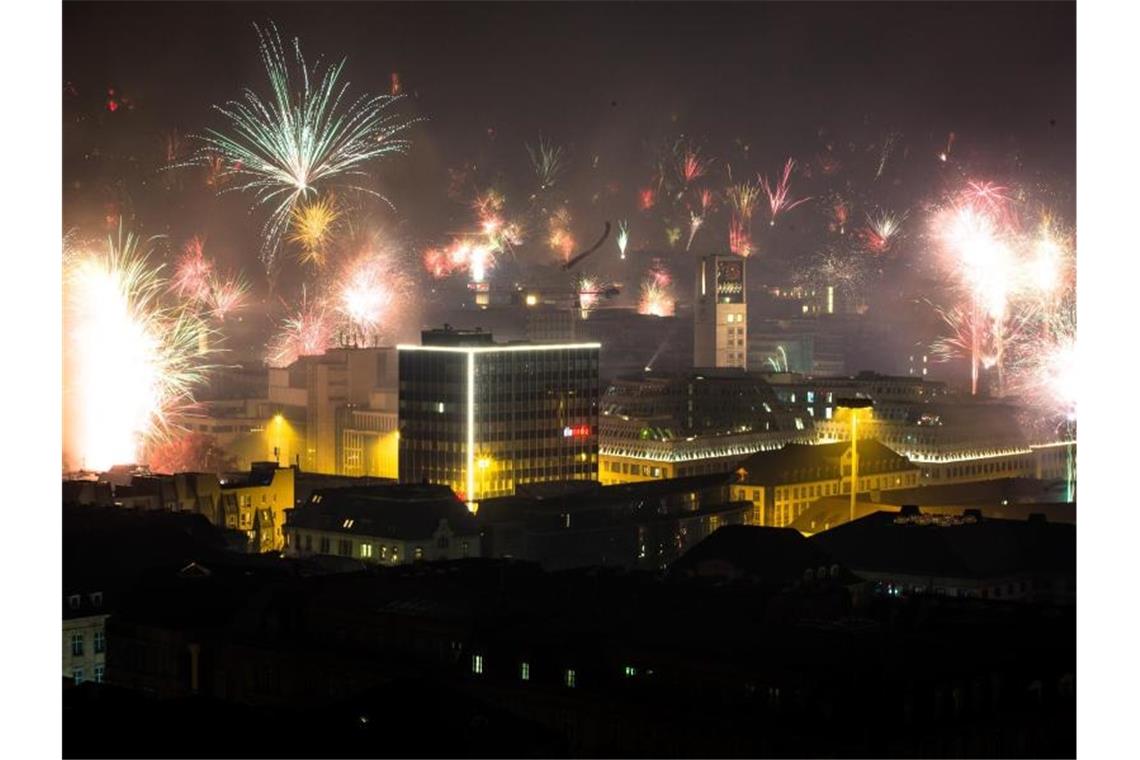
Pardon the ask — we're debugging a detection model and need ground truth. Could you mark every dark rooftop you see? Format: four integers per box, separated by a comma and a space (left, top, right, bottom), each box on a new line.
735, 440, 918, 487
810, 508, 1076, 580
287, 483, 478, 540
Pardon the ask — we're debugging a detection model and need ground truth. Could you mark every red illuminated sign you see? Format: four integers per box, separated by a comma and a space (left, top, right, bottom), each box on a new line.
563, 424, 592, 438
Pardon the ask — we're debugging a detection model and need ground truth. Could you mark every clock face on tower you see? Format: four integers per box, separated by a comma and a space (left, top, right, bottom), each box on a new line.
716, 260, 744, 302
718, 261, 742, 283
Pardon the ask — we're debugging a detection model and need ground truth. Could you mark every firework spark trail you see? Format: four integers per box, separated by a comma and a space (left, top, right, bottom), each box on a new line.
766, 346, 790, 372
875, 131, 900, 179
686, 210, 704, 251
548, 207, 576, 261
727, 180, 761, 222
268, 289, 335, 367
699, 188, 714, 214
172, 236, 215, 301
760, 158, 812, 226
638, 187, 656, 211
527, 135, 565, 192
191, 23, 416, 274
617, 220, 630, 259
289, 194, 341, 266
676, 143, 712, 187
638, 266, 670, 316
64, 227, 213, 471
729, 217, 753, 257
830, 197, 850, 235
939, 131, 956, 163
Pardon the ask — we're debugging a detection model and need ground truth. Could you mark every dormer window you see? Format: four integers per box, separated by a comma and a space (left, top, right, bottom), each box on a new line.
342, 518, 355, 529
67, 594, 80, 610
89, 592, 103, 608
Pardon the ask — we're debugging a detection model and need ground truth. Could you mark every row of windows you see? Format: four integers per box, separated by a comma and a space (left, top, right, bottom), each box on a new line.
71, 665, 105, 685
70, 632, 106, 657
472, 655, 577, 687
294, 532, 470, 561
606, 461, 666, 478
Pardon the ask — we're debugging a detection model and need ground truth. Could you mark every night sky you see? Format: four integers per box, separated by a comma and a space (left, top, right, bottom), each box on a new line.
62, 1, 1076, 346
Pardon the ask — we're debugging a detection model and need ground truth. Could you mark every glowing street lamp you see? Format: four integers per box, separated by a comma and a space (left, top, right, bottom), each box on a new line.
836, 398, 874, 525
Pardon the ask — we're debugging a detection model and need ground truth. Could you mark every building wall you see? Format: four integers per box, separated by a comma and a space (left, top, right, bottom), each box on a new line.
284, 525, 479, 565
64, 613, 108, 685
735, 467, 921, 528
399, 344, 600, 503
220, 466, 295, 550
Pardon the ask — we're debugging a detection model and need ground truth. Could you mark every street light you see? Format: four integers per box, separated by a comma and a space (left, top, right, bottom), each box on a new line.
836, 398, 874, 526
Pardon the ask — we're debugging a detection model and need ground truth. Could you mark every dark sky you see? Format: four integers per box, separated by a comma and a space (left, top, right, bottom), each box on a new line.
62, 1, 1075, 321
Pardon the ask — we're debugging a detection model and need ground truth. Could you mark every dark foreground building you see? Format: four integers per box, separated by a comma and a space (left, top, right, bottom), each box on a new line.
73, 545, 1073, 757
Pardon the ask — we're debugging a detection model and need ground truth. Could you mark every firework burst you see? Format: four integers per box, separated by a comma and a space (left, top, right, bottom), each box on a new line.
332, 243, 409, 346
64, 227, 213, 471
289, 194, 341, 266
192, 23, 415, 274
859, 208, 908, 253
268, 290, 335, 367
205, 272, 250, 321
171, 236, 215, 301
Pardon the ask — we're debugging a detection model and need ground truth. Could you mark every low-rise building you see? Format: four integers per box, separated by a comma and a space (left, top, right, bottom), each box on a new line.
477, 473, 752, 571
810, 506, 1075, 604
732, 440, 921, 527
283, 483, 480, 565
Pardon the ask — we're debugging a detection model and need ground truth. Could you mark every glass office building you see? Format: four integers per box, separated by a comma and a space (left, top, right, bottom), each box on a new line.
398, 328, 600, 504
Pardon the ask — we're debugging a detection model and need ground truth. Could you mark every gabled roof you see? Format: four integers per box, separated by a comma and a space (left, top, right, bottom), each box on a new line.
735, 440, 918, 487
286, 484, 477, 540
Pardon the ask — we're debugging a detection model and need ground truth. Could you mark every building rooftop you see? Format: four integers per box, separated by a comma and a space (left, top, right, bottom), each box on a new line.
809, 508, 1075, 580
287, 483, 478, 540
735, 440, 918, 487
669, 525, 860, 586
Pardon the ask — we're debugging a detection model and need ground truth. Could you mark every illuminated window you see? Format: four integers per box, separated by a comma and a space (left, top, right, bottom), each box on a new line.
624, 666, 637, 677
360, 544, 373, 559
807, 391, 815, 403
414, 547, 424, 561
472, 655, 484, 674
565, 669, 576, 688
521, 662, 530, 681
825, 407, 833, 420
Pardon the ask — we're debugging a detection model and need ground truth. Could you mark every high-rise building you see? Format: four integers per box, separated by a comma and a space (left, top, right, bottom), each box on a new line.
398, 327, 601, 505
694, 254, 747, 369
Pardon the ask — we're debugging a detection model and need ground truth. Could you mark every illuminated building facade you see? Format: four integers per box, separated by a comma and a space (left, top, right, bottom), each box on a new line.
398, 328, 600, 504
694, 254, 747, 369
732, 440, 921, 527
